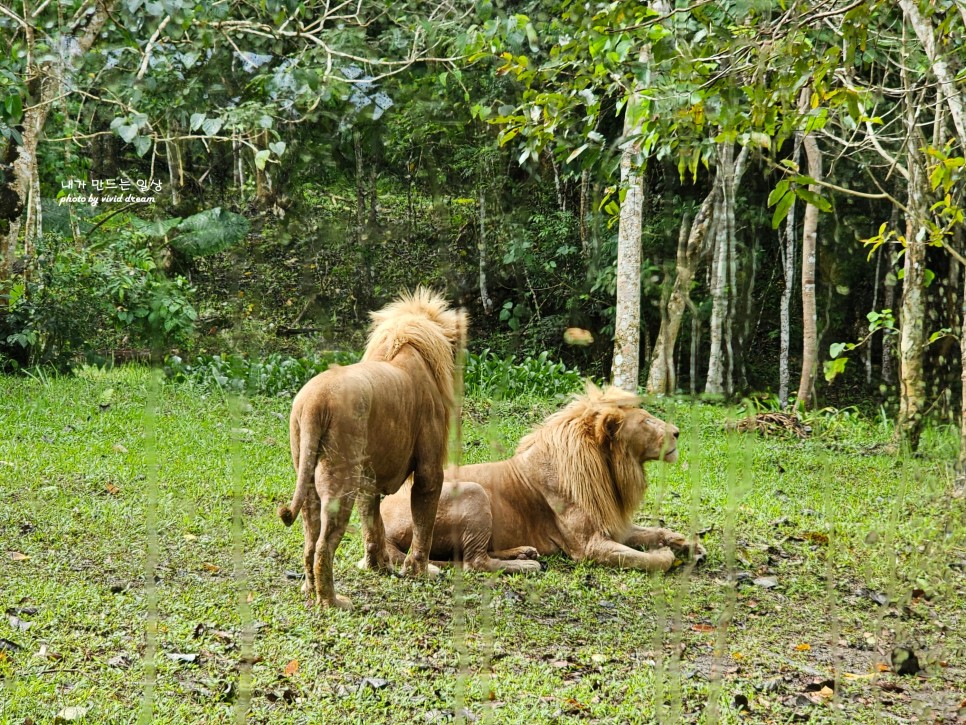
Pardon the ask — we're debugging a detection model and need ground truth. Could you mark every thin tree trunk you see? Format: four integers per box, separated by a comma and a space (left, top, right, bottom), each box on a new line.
690, 304, 700, 396
737, 231, 758, 391
478, 184, 493, 314
1, 1, 116, 279
354, 131, 365, 233
779, 139, 802, 409
795, 106, 823, 410
254, 130, 273, 207
959, 260, 966, 482
166, 140, 181, 206
368, 162, 377, 228
867, 247, 882, 385
611, 48, 649, 392
579, 169, 590, 256
899, 0, 966, 146
882, 255, 897, 384
646, 186, 716, 394
705, 141, 739, 396
895, 144, 929, 451
550, 153, 565, 212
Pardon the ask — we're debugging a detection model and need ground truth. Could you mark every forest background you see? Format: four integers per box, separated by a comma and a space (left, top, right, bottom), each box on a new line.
1, 0, 966, 457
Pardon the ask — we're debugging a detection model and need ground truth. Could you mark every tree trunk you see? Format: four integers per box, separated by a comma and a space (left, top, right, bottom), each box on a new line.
795, 119, 823, 410
705, 141, 738, 396
867, 247, 882, 385
882, 256, 897, 384
550, 152, 565, 212
646, 186, 716, 394
478, 184, 493, 314
1, 0, 116, 279
737, 231, 758, 392
690, 304, 700, 396
895, 146, 929, 451
253, 130, 273, 207
779, 139, 802, 409
166, 139, 181, 206
959, 260, 966, 482
898, 0, 966, 146
611, 50, 649, 392
579, 169, 590, 256
368, 162, 377, 228
354, 131, 365, 233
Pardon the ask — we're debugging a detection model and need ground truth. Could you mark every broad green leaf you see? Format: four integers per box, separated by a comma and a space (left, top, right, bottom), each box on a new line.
201, 117, 223, 136
254, 149, 271, 170
771, 191, 795, 229
133, 216, 182, 237
767, 180, 789, 207
796, 187, 832, 212
116, 124, 138, 143
190, 113, 206, 132
5, 93, 22, 121
823, 356, 848, 382
566, 144, 588, 163
133, 136, 152, 157
269, 141, 286, 156
171, 207, 250, 257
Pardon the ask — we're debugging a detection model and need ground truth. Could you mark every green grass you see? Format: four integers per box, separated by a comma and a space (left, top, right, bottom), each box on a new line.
1, 368, 964, 724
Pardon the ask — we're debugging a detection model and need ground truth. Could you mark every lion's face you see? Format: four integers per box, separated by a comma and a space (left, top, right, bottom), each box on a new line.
612, 408, 680, 464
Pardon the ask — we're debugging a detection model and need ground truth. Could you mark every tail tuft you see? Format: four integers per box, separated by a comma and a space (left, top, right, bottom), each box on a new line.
278, 505, 296, 526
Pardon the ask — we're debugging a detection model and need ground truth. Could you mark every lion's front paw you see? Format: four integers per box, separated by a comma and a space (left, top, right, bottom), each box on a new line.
318, 593, 353, 610
661, 530, 689, 551
357, 552, 393, 573
662, 531, 706, 564
517, 546, 540, 560
653, 547, 676, 572
689, 540, 707, 564
400, 554, 435, 578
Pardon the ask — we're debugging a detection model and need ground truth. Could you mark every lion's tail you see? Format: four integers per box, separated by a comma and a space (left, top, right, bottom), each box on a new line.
278, 408, 327, 527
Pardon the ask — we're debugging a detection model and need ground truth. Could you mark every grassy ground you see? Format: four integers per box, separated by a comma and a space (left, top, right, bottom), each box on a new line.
1, 368, 964, 724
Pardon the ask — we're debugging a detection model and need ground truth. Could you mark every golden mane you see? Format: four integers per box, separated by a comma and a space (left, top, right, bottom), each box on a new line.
516, 382, 649, 537
362, 287, 467, 409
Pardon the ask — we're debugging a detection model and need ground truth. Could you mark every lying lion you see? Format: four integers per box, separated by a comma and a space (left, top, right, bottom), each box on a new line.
380, 384, 705, 573
278, 288, 467, 608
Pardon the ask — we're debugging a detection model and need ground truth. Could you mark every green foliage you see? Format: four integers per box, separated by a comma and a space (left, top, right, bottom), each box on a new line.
165, 349, 586, 400
0, 233, 197, 369
164, 208, 251, 257
464, 349, 586, 399
164, 351, 360, 397
824, 309, 896, 383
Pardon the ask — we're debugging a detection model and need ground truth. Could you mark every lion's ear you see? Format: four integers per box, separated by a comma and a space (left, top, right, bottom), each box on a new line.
595, 409, 624, 445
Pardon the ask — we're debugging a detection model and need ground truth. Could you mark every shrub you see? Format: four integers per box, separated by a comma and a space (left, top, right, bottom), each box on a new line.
164, 351, 361, 397
165, 349, 587, 400
463, 349, 586, 399
1, 232, 197, 369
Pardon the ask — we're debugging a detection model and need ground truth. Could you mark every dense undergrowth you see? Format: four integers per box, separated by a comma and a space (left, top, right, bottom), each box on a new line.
164, 348, 587, 401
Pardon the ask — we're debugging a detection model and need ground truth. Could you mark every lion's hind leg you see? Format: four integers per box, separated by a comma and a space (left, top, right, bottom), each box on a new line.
358, 491, 393, 573
312, 457, 357, 609
449, 485, 540, 574
490, 546, 540, 561
403, 464, 444, 578
301, 483, 322, 597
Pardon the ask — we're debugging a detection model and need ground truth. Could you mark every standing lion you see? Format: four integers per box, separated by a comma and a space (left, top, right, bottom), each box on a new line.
278, 288, 467, 609
381, 384, 705, 573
